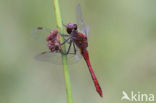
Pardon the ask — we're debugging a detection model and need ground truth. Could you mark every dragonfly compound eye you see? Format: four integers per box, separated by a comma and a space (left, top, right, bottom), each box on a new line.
73, 24, 77, 30
67, 28, 72, 34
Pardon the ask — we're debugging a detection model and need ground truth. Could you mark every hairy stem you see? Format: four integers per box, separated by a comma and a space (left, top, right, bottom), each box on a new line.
53, 0, 73, 103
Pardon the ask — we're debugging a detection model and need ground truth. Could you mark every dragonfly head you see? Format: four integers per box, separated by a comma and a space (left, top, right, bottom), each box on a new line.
66, 23, 77, 34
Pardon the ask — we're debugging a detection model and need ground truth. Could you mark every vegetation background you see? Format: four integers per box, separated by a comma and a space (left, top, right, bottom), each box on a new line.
0, 0, 156, 103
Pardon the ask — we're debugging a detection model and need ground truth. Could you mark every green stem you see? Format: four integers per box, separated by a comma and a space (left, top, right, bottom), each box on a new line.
53, 0, 73, 103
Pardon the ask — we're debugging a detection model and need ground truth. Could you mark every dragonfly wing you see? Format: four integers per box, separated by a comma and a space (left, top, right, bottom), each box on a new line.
31, 27, 51, 45
65, 41, 82, 64
67, 49, 82, 65
76, 3, 90, 37
35, 50, 82, 65
82, 25, 90, 38
35, 51, 63, 65
76, 3, 85, 30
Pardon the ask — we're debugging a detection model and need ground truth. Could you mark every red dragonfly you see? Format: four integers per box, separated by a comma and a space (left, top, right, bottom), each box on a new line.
62, 4, 103, 97
32, 3, 102, 97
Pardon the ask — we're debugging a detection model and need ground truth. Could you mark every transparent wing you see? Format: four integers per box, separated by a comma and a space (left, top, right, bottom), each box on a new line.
31, 27, 51, 45
67, 49, 82, 65
66, 42, 82, 64
34, 51, 62, 65
76, 3, 90, 37
81, 26, 90, 38
34, 50, 82, 65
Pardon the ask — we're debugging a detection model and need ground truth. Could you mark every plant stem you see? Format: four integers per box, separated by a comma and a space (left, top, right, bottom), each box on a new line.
53, 0, 73, 103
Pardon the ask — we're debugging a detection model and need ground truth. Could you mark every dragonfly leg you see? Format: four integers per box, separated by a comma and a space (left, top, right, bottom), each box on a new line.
73, 42, 77, 54
61, 40, 72, 55
66, 40, 73, 54
66, 41, 77, 55
61, 36, 72, 45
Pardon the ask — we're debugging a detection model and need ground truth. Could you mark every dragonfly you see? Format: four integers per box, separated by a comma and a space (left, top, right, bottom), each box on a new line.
32, 3, 102, 97
61, 3, 103, 97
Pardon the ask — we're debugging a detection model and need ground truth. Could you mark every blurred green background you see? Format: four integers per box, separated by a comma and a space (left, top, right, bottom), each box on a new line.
0, 0, 156, 103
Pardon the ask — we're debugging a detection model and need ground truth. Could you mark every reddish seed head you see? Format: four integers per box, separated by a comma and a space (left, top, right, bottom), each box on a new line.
46, 35, 52, 41
50, 29, 58, 36
46, 29, 61, 52
46, 29, 59, 41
